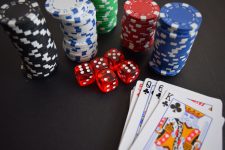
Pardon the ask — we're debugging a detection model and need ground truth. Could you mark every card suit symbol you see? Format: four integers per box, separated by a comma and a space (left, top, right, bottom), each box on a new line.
143, 88, 149, 95
170, 103, 182, 113
156, 92, 161, 99
162, 101, 168, 107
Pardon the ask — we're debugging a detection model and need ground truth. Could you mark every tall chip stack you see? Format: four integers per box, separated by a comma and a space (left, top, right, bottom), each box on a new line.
149, 3, 202, 76
0, 0, 58, 79
121, 0, 160, 52
45, 0, 98, 62
91, 0, 118, 34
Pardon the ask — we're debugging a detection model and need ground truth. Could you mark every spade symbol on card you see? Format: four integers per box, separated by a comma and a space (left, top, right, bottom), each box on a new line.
156, 92, 161, 99
143, 88, 149, 95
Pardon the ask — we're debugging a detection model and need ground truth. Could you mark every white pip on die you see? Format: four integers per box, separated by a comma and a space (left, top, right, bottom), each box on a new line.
117, 60, 140, 84
104, 48, 125, 71
74, 63, 95, 86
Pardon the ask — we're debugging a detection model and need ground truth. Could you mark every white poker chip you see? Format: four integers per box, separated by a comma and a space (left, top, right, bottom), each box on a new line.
45, 0, 88, 20
45, 0, 98, 62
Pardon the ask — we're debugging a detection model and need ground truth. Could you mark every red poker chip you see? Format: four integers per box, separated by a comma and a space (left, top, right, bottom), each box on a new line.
121, 35, 151, 47
121, 39, 149, 52
124, 0, 160, 21
121, 18, 157, 30
122, 22, 156, 34
122, 33, 154, 46
121, 31, 149, 43
122, 14, 158, 26
121, 21, 156, 33
121, 32, 154, 47
121, 34, 150, 46
121, 26, 155, 39
121, 34, 148, 45
121, 29, 152, 41
121, 0, 159, 52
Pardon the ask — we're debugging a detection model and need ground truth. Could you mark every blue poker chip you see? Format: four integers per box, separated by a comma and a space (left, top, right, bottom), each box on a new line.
149, 60, 184, 76
154, 30, 197, 46
154, 39, 195, 55
156, 22, 199, 39
159, 3, 202, 32
149, 3, 202, 76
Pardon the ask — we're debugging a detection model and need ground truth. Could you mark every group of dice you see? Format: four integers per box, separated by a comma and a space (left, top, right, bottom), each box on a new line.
74, 48, 140, 93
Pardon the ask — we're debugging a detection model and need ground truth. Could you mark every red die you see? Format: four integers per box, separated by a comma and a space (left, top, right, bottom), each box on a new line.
74, 63, 95, 86
117, 60, 140, 84
90, 57, 109, 75
103, 48, 125, 71
96, 69, 119, 93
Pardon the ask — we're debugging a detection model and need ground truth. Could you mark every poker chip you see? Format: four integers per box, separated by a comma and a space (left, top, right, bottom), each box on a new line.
0, 0, 58, 79
92, 0, 118, 34
149, 3, 202, 76
121, 0, 160, 52
45, 0, 98, 62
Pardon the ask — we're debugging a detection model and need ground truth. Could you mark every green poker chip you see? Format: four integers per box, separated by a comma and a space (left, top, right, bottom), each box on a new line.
91, 0, 118, 33
97, 17, 117, 34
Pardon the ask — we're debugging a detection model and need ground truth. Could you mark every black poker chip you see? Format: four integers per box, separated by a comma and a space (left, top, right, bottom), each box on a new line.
0, 0, 58, 79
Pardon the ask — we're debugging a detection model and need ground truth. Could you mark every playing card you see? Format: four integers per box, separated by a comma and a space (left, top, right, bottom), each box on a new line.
119, 78, 157, 150
130, 90, 224, 150
140, 81, 157, 130
121, 81, 143, 138
141, 81, 224, 150
130, 88, 134, 104
143, 81, 223, 128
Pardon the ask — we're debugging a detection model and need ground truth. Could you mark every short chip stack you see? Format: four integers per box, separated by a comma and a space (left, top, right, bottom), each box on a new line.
0, 0, 58, 79
121, 0, 160, 52
91, 0, 118, 34
45, 0, 98, 62
149, 3, 202, 76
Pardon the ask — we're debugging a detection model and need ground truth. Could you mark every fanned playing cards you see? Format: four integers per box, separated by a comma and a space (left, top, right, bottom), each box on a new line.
118, 79, 224, 150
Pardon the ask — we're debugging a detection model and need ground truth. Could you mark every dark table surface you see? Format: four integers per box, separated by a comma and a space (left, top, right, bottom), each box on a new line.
0, 0, 224, 150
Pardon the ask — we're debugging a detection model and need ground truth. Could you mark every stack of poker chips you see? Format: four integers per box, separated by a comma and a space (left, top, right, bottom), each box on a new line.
0, 0, 58, 79
45, 0, 98, 62
91, 0, 118, 34
121, 0, 160, 52
149, 3, 202, 76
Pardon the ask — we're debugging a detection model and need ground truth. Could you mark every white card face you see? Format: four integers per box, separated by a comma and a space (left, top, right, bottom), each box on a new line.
130, 88, 134, 104
130, 91, 224, 150
121, 81, 143, 138
145, 81, 223, 127
143, 81, 224, 150
141, 82, 157, 130
119, 78, 157, 150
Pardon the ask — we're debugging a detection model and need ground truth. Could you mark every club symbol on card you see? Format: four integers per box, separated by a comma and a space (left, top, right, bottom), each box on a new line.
156, 92, 161, 99
143, 88, 149, 95
162, 101, 168, 107
170, 103, 182, 113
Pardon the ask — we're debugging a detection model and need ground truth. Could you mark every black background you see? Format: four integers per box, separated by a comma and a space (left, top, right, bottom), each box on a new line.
0, 0, 224, 150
